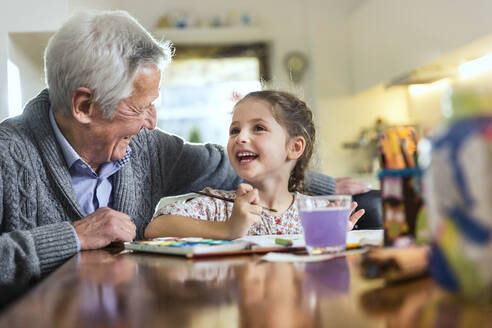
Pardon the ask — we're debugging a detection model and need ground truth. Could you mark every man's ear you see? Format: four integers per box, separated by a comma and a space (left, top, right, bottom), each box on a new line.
71, 88, 96, 124
287, 136, 306, 160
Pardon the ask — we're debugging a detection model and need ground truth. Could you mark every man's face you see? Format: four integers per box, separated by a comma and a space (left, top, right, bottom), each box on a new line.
87, 66, 160, 168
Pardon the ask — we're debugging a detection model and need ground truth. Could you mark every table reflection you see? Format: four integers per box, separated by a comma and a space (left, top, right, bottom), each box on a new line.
3, 248, 490, 328
360, 278, 438, 328
72, 251, 137, 327
125, 254, 244, 327
360, 278, 492, 328
235, 261, 313, 327
79, 250, 138, 285
303, 258, 350, 297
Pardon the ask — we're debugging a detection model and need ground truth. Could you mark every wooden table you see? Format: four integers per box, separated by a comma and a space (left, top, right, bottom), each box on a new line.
1, 247, 491, 328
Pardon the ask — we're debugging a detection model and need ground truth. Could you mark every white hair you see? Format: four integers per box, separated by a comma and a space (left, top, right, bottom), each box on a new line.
44, 10, 172, 119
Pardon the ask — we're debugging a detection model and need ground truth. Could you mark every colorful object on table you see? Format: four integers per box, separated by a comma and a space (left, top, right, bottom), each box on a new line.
379, 168, 423, 246
414, 206, 432, 245
378, 126, 424, 246
124, 235, 306, 258
379, 126, 419, 170
384, 203, 407, 239
124, 237, 249, 258
139, 237, 233, 247
425, 114, 492, 302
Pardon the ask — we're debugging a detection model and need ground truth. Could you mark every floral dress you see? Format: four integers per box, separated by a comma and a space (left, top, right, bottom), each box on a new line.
153, 187, 303, 235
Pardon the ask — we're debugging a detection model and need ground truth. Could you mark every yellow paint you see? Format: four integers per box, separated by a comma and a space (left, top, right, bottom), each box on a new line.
440, 219, 484, 299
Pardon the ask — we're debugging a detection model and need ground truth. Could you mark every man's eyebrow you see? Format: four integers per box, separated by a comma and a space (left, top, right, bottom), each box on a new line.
129, 102, 153, 113
126, 104, 145, 115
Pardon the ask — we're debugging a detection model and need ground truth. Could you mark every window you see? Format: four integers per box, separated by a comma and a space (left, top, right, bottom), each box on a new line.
7, 59, 23, 117
158, 43, 270, 146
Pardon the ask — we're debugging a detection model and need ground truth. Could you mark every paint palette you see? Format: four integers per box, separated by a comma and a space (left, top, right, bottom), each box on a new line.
124, 237, 249, 258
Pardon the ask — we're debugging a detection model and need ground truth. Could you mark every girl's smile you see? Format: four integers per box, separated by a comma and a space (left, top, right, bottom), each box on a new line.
236, 151, 259, 164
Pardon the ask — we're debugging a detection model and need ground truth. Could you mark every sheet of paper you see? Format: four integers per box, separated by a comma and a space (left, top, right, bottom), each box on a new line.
236, 234, 305, 248
346, 229, 384, 247
236, 230, 384, 249
262, 248, 367, 262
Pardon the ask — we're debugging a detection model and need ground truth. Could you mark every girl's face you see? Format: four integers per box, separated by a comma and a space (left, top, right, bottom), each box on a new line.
227, 99, 299, 185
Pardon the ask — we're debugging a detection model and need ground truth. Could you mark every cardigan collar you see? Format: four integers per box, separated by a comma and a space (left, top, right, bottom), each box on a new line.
23, 89, 137, 220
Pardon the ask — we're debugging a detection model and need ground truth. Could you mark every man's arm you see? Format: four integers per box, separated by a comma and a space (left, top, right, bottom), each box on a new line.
0, 205, 134, 291
152, 131, 339, 196
306, 173, 372, 195
305, 171, 336, 195
0, 223, 79, 285
334, 177, 372, 195
0, 222, 79, 307
153, 131, 241, 195
0, 148, 79, 288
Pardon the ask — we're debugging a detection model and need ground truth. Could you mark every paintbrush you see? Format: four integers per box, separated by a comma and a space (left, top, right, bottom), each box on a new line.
194, 191, 278, 213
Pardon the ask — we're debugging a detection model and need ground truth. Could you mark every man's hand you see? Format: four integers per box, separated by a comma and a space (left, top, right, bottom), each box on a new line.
228, 183, 262, 238
335, 177, 371, 195
73, 207, 136, 250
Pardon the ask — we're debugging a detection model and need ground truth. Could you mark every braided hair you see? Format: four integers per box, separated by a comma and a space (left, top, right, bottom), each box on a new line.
235, 90, 315, 192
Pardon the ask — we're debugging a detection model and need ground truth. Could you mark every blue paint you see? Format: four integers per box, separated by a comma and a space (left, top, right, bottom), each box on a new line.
429, 243, 459, 292
432, 117, 492, 208
448, 207, 491, 244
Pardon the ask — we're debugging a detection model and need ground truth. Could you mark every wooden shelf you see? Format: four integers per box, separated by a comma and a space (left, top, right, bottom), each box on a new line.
152, 26, 270, 45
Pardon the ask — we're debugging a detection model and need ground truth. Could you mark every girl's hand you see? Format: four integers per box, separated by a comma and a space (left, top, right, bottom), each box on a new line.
348, 201, 365, 231
228, 183, 262, 238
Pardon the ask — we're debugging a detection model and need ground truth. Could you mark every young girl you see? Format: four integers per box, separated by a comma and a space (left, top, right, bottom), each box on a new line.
145, 91, 364, 239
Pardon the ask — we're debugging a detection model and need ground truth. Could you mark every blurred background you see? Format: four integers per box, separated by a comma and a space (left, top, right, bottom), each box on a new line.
1, 0, 492, 185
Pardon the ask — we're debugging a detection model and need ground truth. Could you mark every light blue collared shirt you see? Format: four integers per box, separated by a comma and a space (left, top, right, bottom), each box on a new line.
49, 108, 131, 250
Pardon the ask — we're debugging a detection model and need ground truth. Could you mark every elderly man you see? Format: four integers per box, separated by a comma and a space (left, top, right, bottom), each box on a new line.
0, 10, 368, 305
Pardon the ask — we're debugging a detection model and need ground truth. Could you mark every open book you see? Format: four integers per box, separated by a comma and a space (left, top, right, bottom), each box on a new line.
124, 230, 383, 258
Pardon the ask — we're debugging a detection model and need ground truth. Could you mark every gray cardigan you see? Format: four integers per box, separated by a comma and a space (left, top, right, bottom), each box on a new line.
0, 90, 335, 298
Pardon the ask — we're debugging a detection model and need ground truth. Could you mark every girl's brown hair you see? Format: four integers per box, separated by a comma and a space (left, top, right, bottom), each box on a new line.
235, 90, 315, 192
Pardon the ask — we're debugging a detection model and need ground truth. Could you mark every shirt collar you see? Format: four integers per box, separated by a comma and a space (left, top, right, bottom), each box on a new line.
49, 106, 82, 169
49, 106, 132, 171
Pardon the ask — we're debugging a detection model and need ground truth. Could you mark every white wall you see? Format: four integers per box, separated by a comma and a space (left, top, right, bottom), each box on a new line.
304, 0, 363, 174
350, 0, 492, 93
1, 0, 68, 118
69, 0, 123, 12
0, 31, 7, 119
8, 33, 53, 108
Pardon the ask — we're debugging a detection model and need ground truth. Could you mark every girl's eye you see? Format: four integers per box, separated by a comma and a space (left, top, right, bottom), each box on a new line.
229, 127, 240, 135
254, 125, 266, 132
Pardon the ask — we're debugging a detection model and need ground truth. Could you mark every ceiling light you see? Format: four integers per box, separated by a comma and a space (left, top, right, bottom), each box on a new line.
408, 78, 451, 96
459, 53, 492, 79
